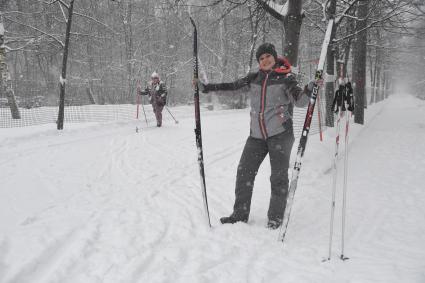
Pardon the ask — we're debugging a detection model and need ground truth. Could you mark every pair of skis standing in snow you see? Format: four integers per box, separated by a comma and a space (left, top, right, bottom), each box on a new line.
191, 18, 353, 258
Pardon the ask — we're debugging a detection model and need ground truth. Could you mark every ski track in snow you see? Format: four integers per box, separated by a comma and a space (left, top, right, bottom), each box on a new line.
1, 96, 425, 282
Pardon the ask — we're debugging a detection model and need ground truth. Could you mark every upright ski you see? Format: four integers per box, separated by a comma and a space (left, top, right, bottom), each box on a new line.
190, 17, 211, 228
278, 19, 335, 243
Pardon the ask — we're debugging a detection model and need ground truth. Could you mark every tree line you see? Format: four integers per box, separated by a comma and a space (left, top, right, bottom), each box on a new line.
0, 0, 424, 129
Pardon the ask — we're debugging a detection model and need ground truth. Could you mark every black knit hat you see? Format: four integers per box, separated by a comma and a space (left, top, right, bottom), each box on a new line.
256, 43, 278, 62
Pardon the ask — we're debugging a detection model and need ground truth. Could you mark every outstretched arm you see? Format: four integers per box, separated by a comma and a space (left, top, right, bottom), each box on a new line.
286, 76, 309, 107
203, 76, 250, 93
139, 87, 150, 96
197, 74, 254, 96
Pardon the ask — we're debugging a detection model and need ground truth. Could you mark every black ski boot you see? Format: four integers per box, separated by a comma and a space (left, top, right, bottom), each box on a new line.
220, 214, 248, 224
267, 219, 282, 230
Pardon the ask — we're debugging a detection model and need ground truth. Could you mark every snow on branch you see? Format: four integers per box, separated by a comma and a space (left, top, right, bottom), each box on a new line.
60, 75, 67, 86
57, 1, 68, 22
255, 0, 288, 21
4, 16, 64, 47
73, 12, 119, 35
335, 0, 360, 25
49, 0, 70, 9
334, 3, 411, 43
4, 38, 35, 52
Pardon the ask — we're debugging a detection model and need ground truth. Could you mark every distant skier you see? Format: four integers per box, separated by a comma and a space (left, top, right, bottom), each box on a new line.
139, 72, 167, 127
197, 43, 317, 229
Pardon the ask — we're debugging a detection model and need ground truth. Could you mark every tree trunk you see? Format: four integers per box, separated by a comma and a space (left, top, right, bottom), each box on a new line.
124, 0, 134, 101
57, 0, 75, 130
352, 0, 368, 125
282, 0, 303, 67
0, 6, 20, 119
370, 51, 376, 104
375, 60, 382, 102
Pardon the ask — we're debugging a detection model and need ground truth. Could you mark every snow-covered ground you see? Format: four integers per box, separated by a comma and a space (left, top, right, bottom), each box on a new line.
0, 94, 424, 283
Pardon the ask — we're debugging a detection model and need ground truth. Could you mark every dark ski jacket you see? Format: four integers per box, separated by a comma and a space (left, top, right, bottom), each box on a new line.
203, 59, 311, 140
141, 81, 167, 106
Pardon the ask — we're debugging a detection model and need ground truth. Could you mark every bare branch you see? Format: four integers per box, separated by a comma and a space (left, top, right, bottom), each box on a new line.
4, 16, 64, 47
254, 0, 286, 21
73, 12, 119, 35
334, 7, 408, 43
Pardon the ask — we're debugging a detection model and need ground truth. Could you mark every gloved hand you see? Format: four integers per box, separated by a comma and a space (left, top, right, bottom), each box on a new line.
306, 80, 315, 92
304, 80, 315, 97
200, 83, 208, 93
192, 79, 208, 93
305, 78, 324, 97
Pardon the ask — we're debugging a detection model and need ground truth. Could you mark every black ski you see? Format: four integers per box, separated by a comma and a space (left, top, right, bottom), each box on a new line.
190, 17, 211, 228
278, 19, 335, 243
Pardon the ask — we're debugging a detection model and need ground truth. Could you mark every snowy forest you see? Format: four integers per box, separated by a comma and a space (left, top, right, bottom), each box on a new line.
1, 0, 424, 128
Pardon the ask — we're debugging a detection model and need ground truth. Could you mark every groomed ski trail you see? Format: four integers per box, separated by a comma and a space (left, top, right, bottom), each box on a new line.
1, 96, 424, 282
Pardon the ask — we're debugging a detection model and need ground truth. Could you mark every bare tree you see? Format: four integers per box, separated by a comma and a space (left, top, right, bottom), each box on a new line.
0, 0, 20, 119
56, 0, 75, 130
352, 0, 368, 125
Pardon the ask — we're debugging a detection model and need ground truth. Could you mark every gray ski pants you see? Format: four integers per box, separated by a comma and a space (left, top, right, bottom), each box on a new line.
232, 130, 295, 222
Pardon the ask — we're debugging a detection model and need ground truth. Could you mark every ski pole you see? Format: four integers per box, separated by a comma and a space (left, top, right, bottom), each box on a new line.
165, 106, 179, 124
340, 110, 351, 261
327, 108, 343, 261
141, 100, 148, 126
136, 80, 149, 126
136, 91, 140, 119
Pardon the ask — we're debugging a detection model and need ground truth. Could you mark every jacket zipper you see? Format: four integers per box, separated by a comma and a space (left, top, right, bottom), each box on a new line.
259, 72, 269, 139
